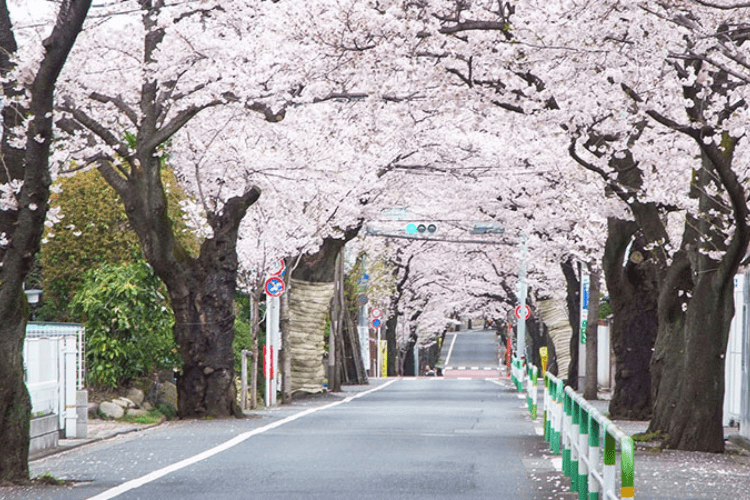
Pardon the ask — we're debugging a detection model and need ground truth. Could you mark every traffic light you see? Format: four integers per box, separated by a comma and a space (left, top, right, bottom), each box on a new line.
406, 223, 438, 235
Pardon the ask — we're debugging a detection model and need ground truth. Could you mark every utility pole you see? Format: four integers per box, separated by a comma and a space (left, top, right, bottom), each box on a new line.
358, 254, 370, 376
517, 234, 528, 363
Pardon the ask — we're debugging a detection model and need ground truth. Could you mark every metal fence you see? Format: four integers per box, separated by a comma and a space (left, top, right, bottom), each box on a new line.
514, 357, 636, 500
24, 322, 85, 434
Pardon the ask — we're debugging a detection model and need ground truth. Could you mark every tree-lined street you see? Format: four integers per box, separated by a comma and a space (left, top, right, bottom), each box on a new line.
9, 377, 566, 500
3, 0, 750, 486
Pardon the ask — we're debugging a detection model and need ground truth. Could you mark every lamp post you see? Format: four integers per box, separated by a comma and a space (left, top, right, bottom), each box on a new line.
25, 289, 43, 320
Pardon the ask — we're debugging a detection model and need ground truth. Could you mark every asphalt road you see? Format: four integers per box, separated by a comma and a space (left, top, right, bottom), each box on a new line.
440, 329, 502, 379
8, 374, 568, 500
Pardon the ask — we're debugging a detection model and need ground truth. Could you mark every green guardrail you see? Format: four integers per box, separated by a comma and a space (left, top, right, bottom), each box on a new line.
539, 372, 635, 500
511, 357, 525, 392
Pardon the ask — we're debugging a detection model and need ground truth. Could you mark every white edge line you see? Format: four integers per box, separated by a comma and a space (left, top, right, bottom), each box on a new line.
443, 332, 458, 367
87, 379, 399, 500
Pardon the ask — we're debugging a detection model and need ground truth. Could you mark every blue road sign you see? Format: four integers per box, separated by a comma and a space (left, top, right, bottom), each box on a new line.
265, 276, 285, 297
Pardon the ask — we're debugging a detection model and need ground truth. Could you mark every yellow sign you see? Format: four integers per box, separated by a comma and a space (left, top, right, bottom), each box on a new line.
380, 340, 388, 378
540, 346, 548, 376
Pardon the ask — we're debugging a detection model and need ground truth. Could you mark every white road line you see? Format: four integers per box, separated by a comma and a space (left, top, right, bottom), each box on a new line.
87, 379, 399, 500
443, 332, 458, 367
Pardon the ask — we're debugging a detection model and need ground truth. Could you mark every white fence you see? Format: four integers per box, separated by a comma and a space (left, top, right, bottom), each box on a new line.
24, 323, 85, 438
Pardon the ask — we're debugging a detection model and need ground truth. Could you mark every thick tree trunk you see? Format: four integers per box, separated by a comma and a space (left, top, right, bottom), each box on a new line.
168, 192, 259, 418
648, 146, 749, 452
0, 0, 91, 481
280, 286, 292, 403
562, 257, 581, 389
250, 285, 261, 410
648, 249, 735, 451
0, 292, 31, 482
385, 314, 399, 376
101, 155, 261, 417
172, 274, 240, 418
602, 218, 658, 420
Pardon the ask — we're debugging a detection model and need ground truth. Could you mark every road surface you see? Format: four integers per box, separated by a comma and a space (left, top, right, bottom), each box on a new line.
6, 330, 571, 499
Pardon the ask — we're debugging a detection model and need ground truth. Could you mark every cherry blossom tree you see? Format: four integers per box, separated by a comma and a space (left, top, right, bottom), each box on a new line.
0, 0, 91, 482
53, 0, 288, 418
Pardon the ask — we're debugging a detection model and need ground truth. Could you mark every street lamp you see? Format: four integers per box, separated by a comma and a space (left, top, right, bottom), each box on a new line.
25, 289, 42, 320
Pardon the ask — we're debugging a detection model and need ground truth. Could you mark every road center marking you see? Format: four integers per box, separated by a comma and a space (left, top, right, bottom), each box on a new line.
87, 379, 399, 500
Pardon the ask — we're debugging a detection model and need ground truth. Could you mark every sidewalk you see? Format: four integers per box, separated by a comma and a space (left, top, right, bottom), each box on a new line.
30, 379, 388, 463
29, 419, 162, 462
536, 387, 750, 500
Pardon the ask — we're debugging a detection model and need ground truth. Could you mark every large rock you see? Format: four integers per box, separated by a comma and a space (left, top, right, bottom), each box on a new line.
99, 401, 125, 419
156, 381, 178, 411
126, 408, 149, 418
125, 388, 145, 407
88, 402, 100, 419
112, 397, 135, 409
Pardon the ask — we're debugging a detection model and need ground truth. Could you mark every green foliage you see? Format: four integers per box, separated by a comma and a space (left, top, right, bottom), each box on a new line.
71, 260, 180, 389
119, 409, 165, 425
40, 167, 200, 321
232, 290, 265, 398
34, 473, 66, 485
233, 290, 252, 374
599, 296, 612, 319
154, 403, 178, 420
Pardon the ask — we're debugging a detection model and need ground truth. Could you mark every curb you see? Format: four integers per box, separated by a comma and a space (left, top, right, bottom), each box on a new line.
29, 420, 166, 462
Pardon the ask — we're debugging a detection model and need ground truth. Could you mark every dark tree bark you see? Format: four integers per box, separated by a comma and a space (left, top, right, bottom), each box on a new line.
384, 252, 413, 376
562, 257, 580, 389
56, 1, 271, 418
648, 147, 748, 452
112, 174, 260, 418
0, 0, 91, 481
603, 218, 658, 420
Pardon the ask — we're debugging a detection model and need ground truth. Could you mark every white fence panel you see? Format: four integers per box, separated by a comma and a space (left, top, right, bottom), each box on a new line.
24, 323, 85, 437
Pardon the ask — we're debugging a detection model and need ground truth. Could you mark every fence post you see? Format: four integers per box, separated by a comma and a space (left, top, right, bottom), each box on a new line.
588, 414, 601, 500
527, 365, 538, 419
63, 334, 78, 438
544, 373, 550, 440
553, 379, 564, 454
577, 403, 589, 500
563, 391, 572, 477
620, 433, 635, 499
569, 397, 581, 492
603, 424, 616, 498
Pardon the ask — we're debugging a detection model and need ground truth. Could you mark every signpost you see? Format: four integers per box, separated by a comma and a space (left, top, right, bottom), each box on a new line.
370, 308, 383, 377
264, 266, 285, 407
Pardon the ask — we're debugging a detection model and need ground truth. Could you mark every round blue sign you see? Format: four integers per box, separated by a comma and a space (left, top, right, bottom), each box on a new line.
265, 276, 285, 297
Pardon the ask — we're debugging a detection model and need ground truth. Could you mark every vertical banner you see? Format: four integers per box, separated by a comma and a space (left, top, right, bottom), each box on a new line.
580, 271, 590, 344
379, 340, 388, 378
579, 266, 590, 389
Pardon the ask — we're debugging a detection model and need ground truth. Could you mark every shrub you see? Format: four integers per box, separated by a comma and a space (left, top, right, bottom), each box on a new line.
72, 260, 180, 388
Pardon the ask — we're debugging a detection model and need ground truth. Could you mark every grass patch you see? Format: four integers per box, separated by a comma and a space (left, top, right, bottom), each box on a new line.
632, 430, 667, 442
33, 473, 66, 486
119, 409, 166, 425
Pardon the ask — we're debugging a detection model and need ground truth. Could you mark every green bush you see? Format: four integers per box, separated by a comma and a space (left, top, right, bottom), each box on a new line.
72, 260, 180, 388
